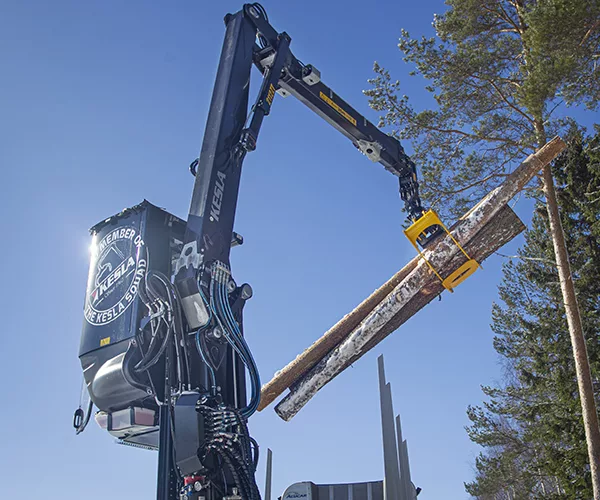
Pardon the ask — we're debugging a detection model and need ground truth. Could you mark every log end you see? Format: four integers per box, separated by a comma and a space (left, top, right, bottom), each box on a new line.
535, 136, 567, 166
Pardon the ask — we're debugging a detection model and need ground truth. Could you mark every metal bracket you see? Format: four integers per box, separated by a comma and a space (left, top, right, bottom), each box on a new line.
404, 210, 481, 292
174, 240, 202, 276
302, 65, 321, 85
231, 232, 244, 248
357, 140, 382, 162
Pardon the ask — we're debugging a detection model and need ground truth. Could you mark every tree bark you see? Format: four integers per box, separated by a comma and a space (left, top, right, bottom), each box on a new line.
541, 158, 600, 498
534, 120, 600, 498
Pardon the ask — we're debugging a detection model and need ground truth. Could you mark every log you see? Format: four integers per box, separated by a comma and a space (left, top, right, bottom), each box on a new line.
260, 208, 503, 411
273, 137, 566, 421
350, 204, 524, 364
274, 205, 523, 420
259, 137, 565, 412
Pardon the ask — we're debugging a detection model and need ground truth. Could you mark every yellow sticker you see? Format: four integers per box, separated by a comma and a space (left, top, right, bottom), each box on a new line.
266, 84, 276, 105
100, 337, 111, 347
319, 91, 357, 126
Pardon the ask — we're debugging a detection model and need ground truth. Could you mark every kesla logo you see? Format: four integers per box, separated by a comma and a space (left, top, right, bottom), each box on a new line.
91, 252, 137, 305
84, 226, 147, 326
210, 171, 226, 222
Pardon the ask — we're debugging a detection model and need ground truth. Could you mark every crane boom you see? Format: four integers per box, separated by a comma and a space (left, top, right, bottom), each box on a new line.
75, 4, 443, 500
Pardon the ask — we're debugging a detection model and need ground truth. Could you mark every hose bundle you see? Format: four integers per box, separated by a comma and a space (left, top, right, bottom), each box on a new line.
199, 405, 260, 500
136, 270, 192, 394
195, 261, 261, 419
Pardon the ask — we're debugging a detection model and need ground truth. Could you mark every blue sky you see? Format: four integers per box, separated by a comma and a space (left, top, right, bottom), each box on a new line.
1, 1, 595, 499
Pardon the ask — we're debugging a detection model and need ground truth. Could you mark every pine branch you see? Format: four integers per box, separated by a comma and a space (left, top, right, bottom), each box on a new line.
379, 86, 522, 146
494, 251, 557, 266
488, 79, 535, 125
431, 172, 509, 202
580, 20, 600, 47
480, 2, 521, 36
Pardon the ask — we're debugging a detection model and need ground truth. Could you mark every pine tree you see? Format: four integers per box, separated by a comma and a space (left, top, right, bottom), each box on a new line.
364, 1, 600, 492
465, 127, 600, 498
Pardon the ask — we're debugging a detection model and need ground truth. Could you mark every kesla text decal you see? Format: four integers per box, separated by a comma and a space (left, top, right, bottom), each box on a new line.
210, 171, 226, 222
